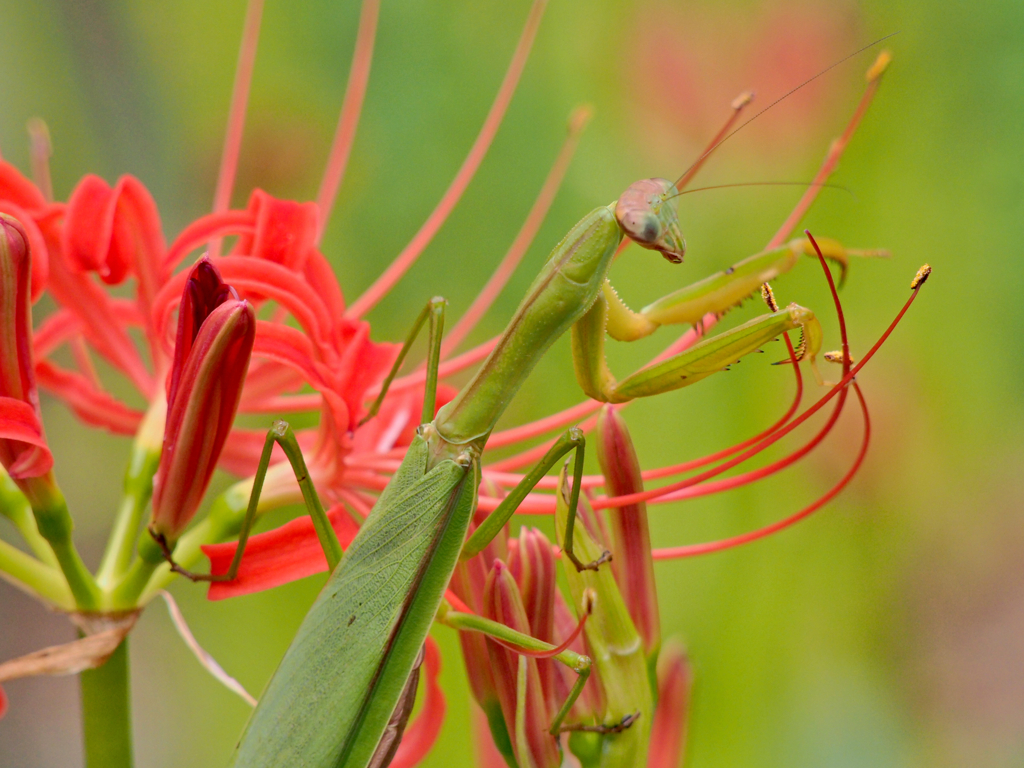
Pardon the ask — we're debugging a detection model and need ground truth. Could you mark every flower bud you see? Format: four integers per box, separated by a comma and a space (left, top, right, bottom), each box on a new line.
0, 213, 53, 487
150, 259, 255, 542
508, 528, 557, 711
596, 406, 660, 655
647, 642, 692, 768
484, 560, 560, 768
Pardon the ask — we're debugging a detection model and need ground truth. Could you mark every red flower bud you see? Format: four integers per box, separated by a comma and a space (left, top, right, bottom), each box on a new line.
508, 528, 557, 711
647, 642, 692, 768
484, 560, 560, 768
596, 406, 660, 654
150, 259, 254, 542
0, 214, 53, 484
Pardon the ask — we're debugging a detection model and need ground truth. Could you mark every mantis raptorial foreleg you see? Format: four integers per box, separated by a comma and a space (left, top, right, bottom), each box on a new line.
571, 233, 865, 404
602, 236, 882, 343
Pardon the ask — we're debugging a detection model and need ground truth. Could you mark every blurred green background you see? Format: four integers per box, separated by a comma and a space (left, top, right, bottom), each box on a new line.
0, 0, 1020, 766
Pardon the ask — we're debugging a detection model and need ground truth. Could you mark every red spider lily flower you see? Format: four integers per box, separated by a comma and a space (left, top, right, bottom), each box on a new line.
149, 259, 255, 543
0, 214, 53, 490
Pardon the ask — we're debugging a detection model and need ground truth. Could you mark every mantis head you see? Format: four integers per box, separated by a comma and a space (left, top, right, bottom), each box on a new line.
614, 177, 686, 264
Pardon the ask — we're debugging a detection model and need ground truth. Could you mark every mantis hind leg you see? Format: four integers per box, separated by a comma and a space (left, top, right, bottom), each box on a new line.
361, 296, 447, 426
151, 420, 341, 581
158, 297, 452, 582
460, 428, 608, 573
438, 602, 598, 736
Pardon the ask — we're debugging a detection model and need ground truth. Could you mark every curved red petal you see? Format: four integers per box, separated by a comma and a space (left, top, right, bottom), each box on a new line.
165, 210, 254, 272
204, 504, 360, 600
0, 397, 53, 478
34, 360, 143, 435
233, 189, 319, 272
63, 175, 125, 283
0, 162, 47, 211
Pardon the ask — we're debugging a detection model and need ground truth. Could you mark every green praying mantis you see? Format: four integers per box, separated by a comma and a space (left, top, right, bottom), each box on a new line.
158, 45, 893, 768
192, 193, 868, 768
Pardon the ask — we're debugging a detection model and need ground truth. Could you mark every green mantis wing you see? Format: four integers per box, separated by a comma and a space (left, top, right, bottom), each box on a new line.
230, 435, 478, 768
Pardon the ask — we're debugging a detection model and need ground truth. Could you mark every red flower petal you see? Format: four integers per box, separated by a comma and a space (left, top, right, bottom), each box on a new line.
63, 175, 166, 296
231, 189, 319, 272
34, 360, 143, 435
0, 397, 53, 478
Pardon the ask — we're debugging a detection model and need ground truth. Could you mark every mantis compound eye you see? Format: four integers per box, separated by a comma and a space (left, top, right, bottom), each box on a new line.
614, 178, 685, 264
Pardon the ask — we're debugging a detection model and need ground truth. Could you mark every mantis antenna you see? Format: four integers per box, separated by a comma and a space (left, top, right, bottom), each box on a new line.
670, 32, 900, 192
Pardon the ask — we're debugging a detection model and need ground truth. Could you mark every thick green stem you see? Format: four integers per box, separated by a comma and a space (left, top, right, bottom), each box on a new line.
80, 638, 133, 768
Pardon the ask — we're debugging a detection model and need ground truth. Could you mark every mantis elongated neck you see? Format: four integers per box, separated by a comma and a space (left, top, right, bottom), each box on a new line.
434, 206, 622, 447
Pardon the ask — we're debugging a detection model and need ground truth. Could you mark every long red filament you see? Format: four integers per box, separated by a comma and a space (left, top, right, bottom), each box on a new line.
346, 0, 548, 320
210, 0, 264, 258
442, 107, 591, 356
315, 0, 381, 245
653, 380, 871, 558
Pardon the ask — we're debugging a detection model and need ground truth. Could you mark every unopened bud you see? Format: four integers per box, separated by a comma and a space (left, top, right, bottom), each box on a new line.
150, 259, 255, 543
484, 561, 560, 768
596, 406, 660, 655
0, 213, 53, 491
647, 642, 693, 768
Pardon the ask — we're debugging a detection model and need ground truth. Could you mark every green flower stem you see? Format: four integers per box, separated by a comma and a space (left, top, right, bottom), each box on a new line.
108, 533, 163, 609
0, 473, 57, 567
96, 445, 160, 589
0, 537, 74, 608
25, 482, 100, 610
80, 637, 133, 768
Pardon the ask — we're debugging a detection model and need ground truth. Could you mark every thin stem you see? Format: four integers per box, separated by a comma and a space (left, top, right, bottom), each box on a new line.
315, 0, 381, 244
96, 426, 162, 588
210, 0, 265, 258
0, 472, 57, 566
24, 480, 100, 609
80, 638, 133, 768
346, 0, 548, 319
0, 538, 74, 609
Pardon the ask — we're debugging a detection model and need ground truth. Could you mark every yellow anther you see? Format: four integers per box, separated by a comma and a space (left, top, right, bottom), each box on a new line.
761, 282, 779, 312
731, 90, 755, 110
568, 104, 593, 133
824, 350, 855, 365
910, 263, 932, 290
867, 50, 892, 82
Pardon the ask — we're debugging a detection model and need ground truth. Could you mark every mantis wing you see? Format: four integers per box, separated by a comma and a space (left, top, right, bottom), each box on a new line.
230, 434, 478, 768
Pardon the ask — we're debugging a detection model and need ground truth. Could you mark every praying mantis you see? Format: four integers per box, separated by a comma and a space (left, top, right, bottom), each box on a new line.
160, 42, 894, 768
202, 187, 872, 768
